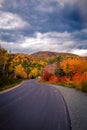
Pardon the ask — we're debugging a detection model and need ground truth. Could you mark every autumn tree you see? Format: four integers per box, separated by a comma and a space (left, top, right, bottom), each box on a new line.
61, 58, 86, 79
15, 64, 27, 79
30, 68, 39, 78
55, 56, 63, 77
0, 47, 9, 75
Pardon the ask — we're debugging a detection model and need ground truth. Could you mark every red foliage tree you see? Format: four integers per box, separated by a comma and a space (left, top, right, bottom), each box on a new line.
43, 71, 51, 81
49, 75, 61, 83
61, 77, 69, 82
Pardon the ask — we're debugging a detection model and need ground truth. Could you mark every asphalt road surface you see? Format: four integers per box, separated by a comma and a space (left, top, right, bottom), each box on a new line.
0, 80, 71, 130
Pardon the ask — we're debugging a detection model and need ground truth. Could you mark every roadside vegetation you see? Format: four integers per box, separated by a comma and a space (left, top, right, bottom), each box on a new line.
0, 46, 87, 92
0, 78, 22, 91
40, 56, 87, 93
0, 46, 46, 91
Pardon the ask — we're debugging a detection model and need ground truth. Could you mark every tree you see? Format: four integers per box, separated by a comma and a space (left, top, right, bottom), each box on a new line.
30, 68, 39, 78
0, 47, 9, 75
55, 56, 63, 77
61, 58, 86, 79
15, 64, 27, 79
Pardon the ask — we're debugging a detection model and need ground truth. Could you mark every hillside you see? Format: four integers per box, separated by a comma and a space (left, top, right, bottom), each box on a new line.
13, 53, 38, 61
0, 47, 87, 93
32, 51, 79, 60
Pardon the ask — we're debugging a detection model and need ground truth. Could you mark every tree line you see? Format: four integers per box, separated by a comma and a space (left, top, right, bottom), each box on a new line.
41, 56, 87, 92
0, 46, 87, 92
0, 46, 46, 88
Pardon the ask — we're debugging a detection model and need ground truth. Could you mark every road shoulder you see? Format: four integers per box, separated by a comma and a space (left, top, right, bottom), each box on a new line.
0, 81, 25, 94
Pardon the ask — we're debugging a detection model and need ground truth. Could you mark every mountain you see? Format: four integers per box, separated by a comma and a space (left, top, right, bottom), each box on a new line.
32, 51, 79, 60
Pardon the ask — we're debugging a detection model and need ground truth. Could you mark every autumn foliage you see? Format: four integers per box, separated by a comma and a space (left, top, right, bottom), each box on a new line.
72, 72, 87, 92
0, 46, 87, 92
43, 71, 51, 81
41, 57, 87, 92
0, 47, 46, 88
49, 75, 61, 83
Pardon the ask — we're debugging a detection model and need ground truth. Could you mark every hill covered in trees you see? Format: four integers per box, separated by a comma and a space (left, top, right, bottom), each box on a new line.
0, 47, 46, 89
0, 47, 87, 92
32, 51, 79, 60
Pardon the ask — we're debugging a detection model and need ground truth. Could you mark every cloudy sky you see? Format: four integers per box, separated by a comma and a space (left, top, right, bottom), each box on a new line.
0, 0, 87, 56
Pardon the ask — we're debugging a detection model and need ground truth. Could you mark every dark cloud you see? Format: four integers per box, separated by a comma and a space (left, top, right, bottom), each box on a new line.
0, 0, 85, 32
0, 0, 87, 56
77, 0, 87, 23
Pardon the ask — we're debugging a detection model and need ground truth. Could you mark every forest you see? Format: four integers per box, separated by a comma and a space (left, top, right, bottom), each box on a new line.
0, 46, 87, 92
41, 55, 87, 92
0, 46, 46, 90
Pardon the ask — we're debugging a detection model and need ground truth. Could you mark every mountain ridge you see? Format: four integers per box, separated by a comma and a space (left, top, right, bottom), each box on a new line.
31, 51, 79, 60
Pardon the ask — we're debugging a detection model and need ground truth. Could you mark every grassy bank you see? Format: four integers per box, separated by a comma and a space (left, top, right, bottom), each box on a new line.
40, 80, 87, 93
0, 78, 23, 91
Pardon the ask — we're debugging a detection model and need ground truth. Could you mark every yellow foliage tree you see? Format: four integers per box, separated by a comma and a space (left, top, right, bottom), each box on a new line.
30, 68, 38, 78
0, 47, 9, 74
15, 64, 27, 79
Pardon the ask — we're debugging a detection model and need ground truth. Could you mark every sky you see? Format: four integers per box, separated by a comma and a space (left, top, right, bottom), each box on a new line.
0, 0, 87, 56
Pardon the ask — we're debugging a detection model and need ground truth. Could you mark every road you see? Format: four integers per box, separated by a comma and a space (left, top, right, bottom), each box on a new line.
0, 80, 71, 130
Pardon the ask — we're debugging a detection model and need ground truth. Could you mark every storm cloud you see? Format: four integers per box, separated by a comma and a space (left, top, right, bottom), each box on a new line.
0, 0, 87, 56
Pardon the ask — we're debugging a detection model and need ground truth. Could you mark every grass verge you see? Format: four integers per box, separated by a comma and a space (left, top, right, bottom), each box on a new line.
0, 79, 23, 92
39, 80, 87, 93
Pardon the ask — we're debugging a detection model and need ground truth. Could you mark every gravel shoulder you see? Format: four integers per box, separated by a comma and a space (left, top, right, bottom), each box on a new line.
53, 85, 87, 130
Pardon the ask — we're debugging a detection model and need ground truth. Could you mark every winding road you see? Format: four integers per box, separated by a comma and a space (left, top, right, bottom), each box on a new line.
0, 80, 71, 130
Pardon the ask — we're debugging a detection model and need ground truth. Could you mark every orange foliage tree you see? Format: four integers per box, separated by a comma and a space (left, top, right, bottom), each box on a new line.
72, 72, 87, 92
61, 58, 86, 79
15, 64, 27, 79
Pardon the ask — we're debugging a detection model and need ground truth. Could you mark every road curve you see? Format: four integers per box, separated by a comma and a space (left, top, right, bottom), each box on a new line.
0, 80, 71, 130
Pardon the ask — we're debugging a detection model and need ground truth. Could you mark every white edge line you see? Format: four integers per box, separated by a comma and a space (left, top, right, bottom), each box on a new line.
0, 81, 25, 94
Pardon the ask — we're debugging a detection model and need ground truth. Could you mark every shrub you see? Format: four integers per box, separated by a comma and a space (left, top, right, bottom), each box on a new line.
0, 75, 22, 89
60, 81, 76, 88
72, 72, 87, 92
43, 71, 51, 81
61, 77, 69, 82
81, 81, 87, 92
49, 75, 61, 83
0, 76, 10, 87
